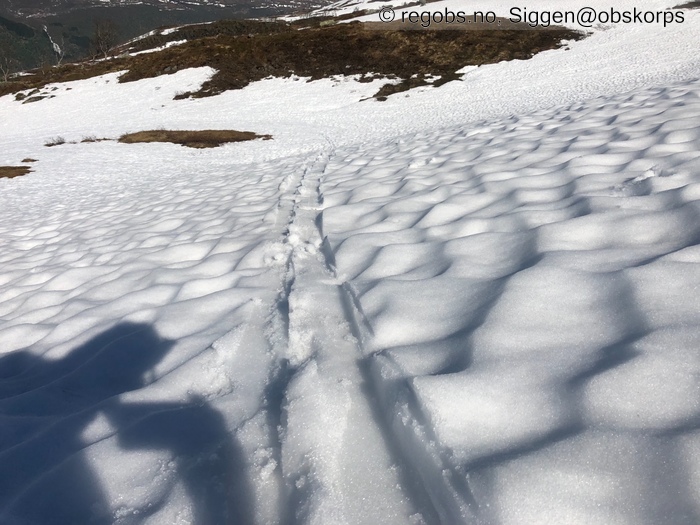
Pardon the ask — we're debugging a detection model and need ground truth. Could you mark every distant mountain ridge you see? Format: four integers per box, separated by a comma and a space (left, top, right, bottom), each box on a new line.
3, 0, 310, 18
0, 0, 329, 71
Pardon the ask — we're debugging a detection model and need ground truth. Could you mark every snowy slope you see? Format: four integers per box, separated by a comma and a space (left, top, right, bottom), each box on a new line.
3, 2, 700, 164
320, 80, 700, 523
1, 1, 700, 524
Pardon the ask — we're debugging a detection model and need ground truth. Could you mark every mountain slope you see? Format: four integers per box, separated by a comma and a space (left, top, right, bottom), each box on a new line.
3, 0, 324, 18
1, 1, 700, 524
0, 0, 329, 71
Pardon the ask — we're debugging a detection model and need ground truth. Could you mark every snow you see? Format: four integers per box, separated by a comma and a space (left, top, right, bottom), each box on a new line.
128, 40, 189, 56
1, 0, 700, 523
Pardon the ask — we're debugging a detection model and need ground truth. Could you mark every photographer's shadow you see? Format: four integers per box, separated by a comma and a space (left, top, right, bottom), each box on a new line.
0, 322, 251, 525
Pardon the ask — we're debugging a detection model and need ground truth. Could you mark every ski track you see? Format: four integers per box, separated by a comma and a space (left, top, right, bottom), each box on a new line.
266, 150, 430, 525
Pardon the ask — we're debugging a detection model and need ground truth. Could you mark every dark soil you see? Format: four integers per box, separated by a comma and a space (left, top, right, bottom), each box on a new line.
117, 129, 271, 148
0, 166, 32, 178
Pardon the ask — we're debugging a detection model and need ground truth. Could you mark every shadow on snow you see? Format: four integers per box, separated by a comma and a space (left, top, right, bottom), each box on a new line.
0, 322, 252, 525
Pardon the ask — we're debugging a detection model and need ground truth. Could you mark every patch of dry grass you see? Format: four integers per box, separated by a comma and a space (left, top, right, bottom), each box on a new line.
44, 136, 66, 147
1, 18, 583, 101
132, 22, 583, 99
0, 166, 32, 179
118, 129, 271, 148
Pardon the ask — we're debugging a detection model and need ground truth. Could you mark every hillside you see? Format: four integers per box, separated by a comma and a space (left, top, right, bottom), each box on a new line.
0, 16, 582, 100
0, 0, 328, 72
1, 1, 700, 524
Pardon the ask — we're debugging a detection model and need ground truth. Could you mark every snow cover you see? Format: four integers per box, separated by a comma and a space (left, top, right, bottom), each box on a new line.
1, 1, 700, 524
128, 40, 190, 56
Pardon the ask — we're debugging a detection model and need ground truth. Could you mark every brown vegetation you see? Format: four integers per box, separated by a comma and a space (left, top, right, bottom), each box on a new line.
117, 129, 271, 148
158, 22, 582, 99
0, 166, 32, 179
0, 18, 583, 100
44, 136, 66, 147
121, 19, 292, 54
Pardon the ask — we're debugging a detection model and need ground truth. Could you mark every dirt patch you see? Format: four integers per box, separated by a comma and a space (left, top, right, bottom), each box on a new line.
1, 19, 583, 100
118, 129, 271, 148
0, 166, 32, 179
165, 22, 583, 99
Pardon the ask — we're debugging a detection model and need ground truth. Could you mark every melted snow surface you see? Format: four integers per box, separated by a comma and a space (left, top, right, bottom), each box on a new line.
321, 79, 700, 524
1, 2, 700, 524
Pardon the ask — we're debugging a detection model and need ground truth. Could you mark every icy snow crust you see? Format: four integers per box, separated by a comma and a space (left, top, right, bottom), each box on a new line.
1, 2, 700, 524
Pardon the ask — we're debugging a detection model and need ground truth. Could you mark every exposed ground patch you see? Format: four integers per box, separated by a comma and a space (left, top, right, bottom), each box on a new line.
162, 22, 583, 99
0, 166, 32, 178
118, 129, 271, 148
1, 18, 583, 100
